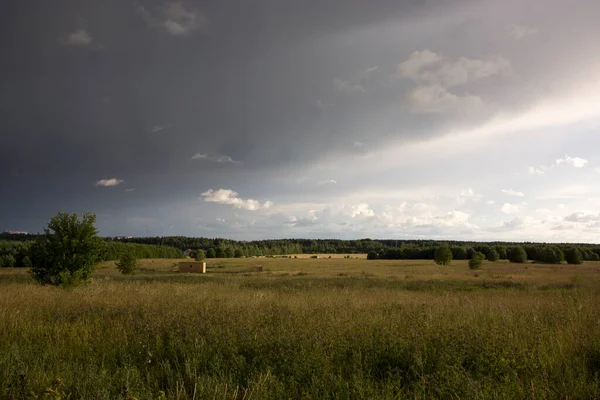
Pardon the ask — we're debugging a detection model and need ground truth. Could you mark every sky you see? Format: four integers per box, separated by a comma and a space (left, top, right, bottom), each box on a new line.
2, 0, 600, 242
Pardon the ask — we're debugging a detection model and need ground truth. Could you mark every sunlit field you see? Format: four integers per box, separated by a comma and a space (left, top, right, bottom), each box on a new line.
2, 257, 600, 398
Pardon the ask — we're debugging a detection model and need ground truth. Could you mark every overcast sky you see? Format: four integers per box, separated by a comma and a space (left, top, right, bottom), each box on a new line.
2, 0, 600, 241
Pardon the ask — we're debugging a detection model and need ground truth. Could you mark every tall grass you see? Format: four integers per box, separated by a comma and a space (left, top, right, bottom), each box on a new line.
1, 260, 599, 398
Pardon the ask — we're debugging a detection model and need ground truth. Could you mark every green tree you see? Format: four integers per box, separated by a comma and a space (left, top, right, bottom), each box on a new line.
234, 249, 244, 258
367, 250, 378, 260
206, 248, 216, 258
434, 245, 452, 265
30, 212, 104, 286
487, 248, 500, 262
508, 246, 527, 264
564, 247, 584, 265
115, 252, 137, 275
216, 248, 226, 258
451, 246, 468, 260
495, 245, 508, 259
0, 254, 16, 268
469, 252, 485, 269
195, 249, 206, 261
225, 248, 234, 258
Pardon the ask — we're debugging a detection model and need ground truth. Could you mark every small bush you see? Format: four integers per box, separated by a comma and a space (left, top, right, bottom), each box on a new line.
434, 245, 452, 265
508, 246, 527, 264
367, 251, 378, 260
469, 252, 485, 269
195, 249, 206, 261
115, 252, 137, 275
0, 254, 16, 268
564, 248, 584, 265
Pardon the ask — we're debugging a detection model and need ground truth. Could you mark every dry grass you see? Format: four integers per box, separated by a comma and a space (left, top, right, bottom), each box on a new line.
1, 258, 600, 398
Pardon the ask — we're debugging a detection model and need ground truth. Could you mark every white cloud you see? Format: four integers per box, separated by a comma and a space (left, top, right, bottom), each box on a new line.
492, 216, 533, 231
63, 29, 92, 46
398, 50, 510, 87
528, 166, 544, 176
418, 56, 510, 88
510, 25, 539, 40
317, 179, 337, 185
346, 203, 375, 218
535, 208, 550, 213
501, 203, 520, 214
333, 78, 364, 94
397, 50, 443, 79
407, 84, 485, 114
136, 1, 205, 36
556, 154, 588, 168
163, 2, 205, 35
151, 125, 172, 132
501, 189, 525, 197
191, 153, 239, 163
201, 189, 271, 211
353, 141, 365, 148
486, 200, 495, 205
564, 212, 600, 223
96, 178, 124, 187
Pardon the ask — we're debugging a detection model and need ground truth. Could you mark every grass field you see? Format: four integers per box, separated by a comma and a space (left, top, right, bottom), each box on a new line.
1, 257, 600, 399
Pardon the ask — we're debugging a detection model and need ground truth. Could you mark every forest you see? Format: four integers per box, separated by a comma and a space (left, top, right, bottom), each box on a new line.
1, 232, 599, 267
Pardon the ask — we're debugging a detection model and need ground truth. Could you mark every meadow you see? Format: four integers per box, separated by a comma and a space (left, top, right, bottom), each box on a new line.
1, 257, 600, 399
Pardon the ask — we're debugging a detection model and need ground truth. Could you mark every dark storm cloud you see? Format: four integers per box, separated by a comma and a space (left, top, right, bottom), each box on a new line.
3, 0, 599, 238
0, 0, 465, 229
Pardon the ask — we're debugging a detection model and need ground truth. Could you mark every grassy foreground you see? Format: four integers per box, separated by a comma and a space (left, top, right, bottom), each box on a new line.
1, 258, 600, 399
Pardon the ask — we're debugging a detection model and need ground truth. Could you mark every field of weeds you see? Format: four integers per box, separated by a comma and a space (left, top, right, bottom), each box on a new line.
1, 258, 600, 399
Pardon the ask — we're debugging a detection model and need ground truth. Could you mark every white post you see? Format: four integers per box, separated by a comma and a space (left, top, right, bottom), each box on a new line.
202, 262, 206, 273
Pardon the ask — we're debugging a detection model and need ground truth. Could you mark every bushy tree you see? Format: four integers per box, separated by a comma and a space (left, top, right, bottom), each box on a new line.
115, 252, 137, 275
206, 248, 216, 258
30, 212, 104, 286
495, 246, 508, 260
508, 246, 527, 264
434, 245, 452, 265
234, 249, 244, 258
216, 248, 226, 258
487, 248, 500, 262
533, 246, 564, 264
367, 250, 378, 260
451, 246, 468, 260
195, 249, 206, 261
0, 254, 16, 268
590, 252, 600, 261
225, 248, 234, 258
469, 252, 485, 269
564, 247, 584, 265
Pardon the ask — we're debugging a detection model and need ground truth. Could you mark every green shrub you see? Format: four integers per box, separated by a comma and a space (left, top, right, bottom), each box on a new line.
434, 245, 453, 265
564, 247, 584, 265
30, 212, 104, 287
508, 246, 527, 264
195, 249, 206, 261
206, 248, 216, 258
0, 254, 16, 268
469, 252, 485, 269
234, 249, 244, 258
487, 249, 500, 262
367, 251, 378, 260
115, 252, 137, 275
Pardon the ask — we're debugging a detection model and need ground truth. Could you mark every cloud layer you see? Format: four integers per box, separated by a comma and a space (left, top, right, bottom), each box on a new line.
2, 0, 600, 241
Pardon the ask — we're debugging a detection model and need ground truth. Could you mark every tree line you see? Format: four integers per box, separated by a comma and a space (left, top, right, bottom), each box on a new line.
0, 240, 181, 268
368, 243, 596, 265
3, 232, 600, 266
